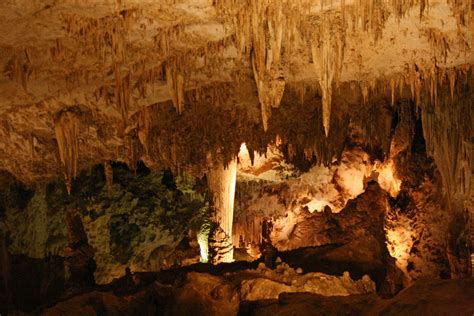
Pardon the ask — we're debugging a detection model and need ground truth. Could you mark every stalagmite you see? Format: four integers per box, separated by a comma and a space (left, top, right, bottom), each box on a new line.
207, 159, 238, 263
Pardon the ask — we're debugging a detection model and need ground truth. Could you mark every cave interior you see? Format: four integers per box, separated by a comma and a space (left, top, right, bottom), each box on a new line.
0, 0, 473, 315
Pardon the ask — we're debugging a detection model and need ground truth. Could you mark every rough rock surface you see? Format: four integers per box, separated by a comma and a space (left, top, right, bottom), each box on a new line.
29, 273, 474, 316
0, 164, 208, 285
233, 101, 468, 286
240, 279, 474, 316
239, 261, 375, 301
0, 0, 470, 185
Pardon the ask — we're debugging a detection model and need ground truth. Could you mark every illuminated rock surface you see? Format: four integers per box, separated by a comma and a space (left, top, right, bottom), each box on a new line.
0, 0, 472, 314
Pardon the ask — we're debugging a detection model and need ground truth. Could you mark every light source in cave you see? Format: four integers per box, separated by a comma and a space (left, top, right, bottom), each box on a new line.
304, 199, 329, 213
0, 0, 473, 313
238, 143, 251, 165
197, 224, 210, 263
375, 160, 401, 198
299, 150, 401, 213
385, 224, 413, 279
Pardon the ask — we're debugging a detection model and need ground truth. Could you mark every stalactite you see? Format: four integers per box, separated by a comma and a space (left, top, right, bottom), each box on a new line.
207, 159, 238, 263
153, 24, 185, 57
421, 68, 472, 210
248, 0, 286, 131
448, 68, 456, 100
29, 134, 36, 159
361, 83, 369, 104
348, 0, 387, 41
137, 106, 151, 153
104, 160, 113, 196
423, 28, 450, 64
54, 110, 80, 194
5, 50, 32, 92
123, 123, 142, 172
390, 78, 396, 106
447, 0, 471, 28
166, 59, 185, 114
389, 0, 419, 22
114, 66, 130, 124
311, 14, 345, 137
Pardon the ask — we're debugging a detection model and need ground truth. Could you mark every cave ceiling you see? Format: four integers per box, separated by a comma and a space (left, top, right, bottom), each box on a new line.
0, 0, 472, 185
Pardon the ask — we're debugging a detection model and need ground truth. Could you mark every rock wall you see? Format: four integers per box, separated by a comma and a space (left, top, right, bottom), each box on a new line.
0, 164, 209, 285
233, 99, 460, 286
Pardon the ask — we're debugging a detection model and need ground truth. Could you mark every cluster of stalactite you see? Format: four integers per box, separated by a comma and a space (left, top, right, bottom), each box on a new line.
446, 0, 472, 27
54, 109, 81, 194
58, 4, 243, 146
249, 0, 286, 131
48, 1, 471, 206
4, 49, 32, 92
233, 180, 275, 249
48, 62, 472, 199
112, 65, 465, 176
213, 0, 453, 133
421, 91, 471, 209
124, 84, 268, 174
309, 13, 345, 136
233, 216, 264, 250
32, 0, 469, 177
166, 58, 186, 114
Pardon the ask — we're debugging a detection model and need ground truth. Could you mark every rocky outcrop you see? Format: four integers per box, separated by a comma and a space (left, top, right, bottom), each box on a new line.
64, 209, 96, 288
239, 260, 375, 301
241, 279, 474, 316
0, 164, 208, 285
34, 272, 474, 316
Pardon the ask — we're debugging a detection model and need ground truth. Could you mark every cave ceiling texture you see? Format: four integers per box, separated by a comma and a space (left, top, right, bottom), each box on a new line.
0, 0, 470, 183
0, 0, 473, 314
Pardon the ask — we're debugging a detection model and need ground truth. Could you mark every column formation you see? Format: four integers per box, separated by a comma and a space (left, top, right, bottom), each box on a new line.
207, 159, 237, 263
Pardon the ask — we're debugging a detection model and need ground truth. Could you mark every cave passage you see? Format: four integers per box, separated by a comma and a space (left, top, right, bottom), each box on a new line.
0, 0, 473, 314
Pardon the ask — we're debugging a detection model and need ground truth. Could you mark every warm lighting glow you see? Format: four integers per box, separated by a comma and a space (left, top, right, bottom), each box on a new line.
208, 160, 237, 263
304, 199, 327, 213
197, 230, 209, 263
237, 142, 284, 181
375, 160, 401, 197
385, 222, 413, 276
238, 142, 249, 159
271, 211, 298, 243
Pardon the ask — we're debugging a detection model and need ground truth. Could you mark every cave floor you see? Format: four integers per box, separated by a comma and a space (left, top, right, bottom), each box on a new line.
6, 260, 474, 316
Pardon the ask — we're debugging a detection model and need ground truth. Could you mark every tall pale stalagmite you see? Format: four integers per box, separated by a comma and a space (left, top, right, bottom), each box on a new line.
207, 159, 238, 263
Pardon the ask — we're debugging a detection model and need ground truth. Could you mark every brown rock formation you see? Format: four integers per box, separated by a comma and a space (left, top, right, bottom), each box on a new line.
0, 0, 472, 312
64, 209, 96, 288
